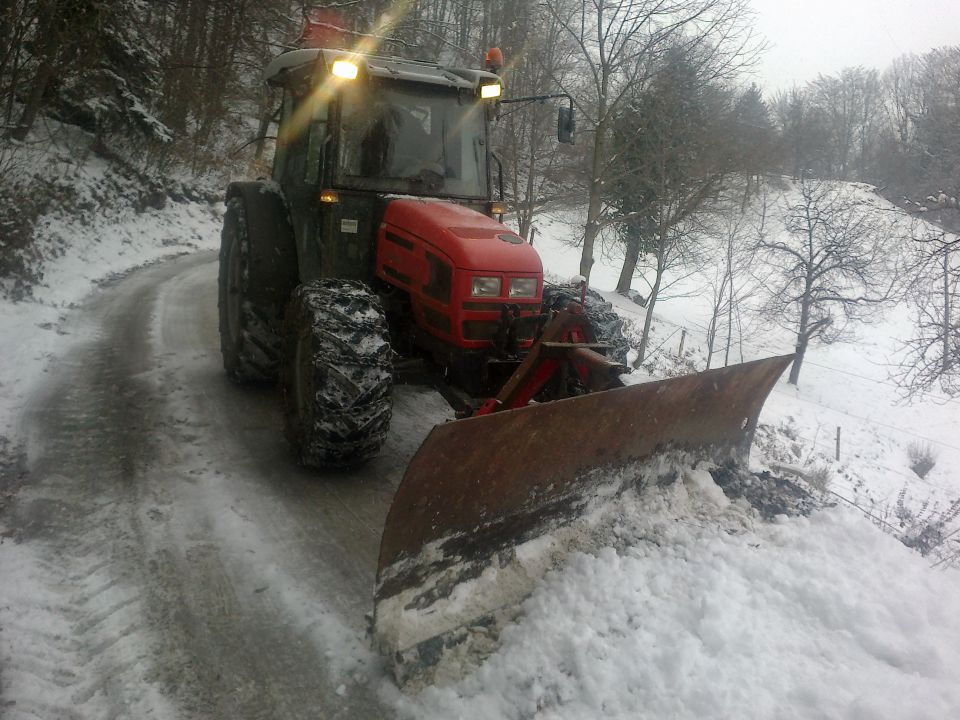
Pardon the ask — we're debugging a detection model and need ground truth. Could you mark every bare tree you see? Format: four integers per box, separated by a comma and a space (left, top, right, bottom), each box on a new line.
542, 0, 759, 283
807, 67, 883, 182
699, 189, 762, 368
883, 54, 923, 148
771, 86, 830, 181
913, 47, 960, 200
9, 0, 82, 141
495, 5, 576, 239
605, 45, 739, 364
896, 223, 959, 398
756, 178, 899, 386
731, 83, 775, 198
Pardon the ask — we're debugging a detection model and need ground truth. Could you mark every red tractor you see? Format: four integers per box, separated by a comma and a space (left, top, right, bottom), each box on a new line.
218, 44, 626, 467
219, 40, 793, 682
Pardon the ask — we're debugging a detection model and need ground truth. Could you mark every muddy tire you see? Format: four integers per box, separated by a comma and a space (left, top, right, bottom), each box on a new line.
541, 284, 630, 365
218, 196, 286, 382
281, 280, 393, 468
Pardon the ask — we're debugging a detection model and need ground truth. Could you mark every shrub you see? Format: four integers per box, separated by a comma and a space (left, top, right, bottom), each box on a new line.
804, 463, 832, 493
0, 169, 49, 301
907, 440, 938, 478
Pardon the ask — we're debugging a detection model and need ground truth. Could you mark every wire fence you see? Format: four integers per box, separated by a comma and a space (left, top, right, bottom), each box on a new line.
763, 420, 944, 497
624, 308, 960, 454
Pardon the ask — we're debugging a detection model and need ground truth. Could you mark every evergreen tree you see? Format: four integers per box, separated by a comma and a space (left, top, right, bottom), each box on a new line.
607, 47, 736, 361
9, 0, 169, 144
731, 83, 774, 191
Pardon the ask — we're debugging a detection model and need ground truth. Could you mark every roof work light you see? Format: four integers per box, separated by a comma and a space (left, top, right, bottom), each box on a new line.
331, 60, 359, 79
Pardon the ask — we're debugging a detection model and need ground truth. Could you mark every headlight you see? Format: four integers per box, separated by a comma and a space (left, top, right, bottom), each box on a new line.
480, 83, 502, 99
471, 276, 501, 297
509, 278, 537, 298
332, 60, 359, 79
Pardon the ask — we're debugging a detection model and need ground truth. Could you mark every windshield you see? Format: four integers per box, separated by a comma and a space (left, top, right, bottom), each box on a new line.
337, 81, 488, 198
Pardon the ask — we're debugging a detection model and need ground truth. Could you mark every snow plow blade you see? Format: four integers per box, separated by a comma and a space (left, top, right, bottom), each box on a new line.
373, 354, 794, 684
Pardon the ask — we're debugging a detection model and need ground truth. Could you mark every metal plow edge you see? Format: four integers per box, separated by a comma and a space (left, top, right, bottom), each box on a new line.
373, 354, 794, 685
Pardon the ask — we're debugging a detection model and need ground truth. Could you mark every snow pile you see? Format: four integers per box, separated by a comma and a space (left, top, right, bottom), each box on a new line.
401, 479, 960, 719
1, 119, 222, 302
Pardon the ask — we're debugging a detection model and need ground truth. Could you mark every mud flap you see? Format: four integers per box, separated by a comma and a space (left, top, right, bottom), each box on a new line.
373, 354, 793, 685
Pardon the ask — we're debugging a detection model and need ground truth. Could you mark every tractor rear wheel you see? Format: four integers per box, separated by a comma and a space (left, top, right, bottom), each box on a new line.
280, 280, 393, 468
218, 197, 285, 382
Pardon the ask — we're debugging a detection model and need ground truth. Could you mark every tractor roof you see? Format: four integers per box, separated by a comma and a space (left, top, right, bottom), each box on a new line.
263, 48, 500, 91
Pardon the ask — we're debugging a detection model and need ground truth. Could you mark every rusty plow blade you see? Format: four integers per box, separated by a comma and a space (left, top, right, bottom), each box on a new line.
373, 354, 794, 685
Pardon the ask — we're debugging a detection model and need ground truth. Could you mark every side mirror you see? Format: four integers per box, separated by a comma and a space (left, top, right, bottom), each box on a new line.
558, 106, 575, 145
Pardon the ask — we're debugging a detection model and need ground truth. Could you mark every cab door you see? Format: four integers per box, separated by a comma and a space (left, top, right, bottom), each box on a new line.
274, 81, 330, 282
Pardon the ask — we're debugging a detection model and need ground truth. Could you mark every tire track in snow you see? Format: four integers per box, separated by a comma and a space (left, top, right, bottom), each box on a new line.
2, 253, 446, 717
2, 261, 183, 719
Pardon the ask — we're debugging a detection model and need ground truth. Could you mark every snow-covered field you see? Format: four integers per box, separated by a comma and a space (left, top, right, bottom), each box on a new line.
532, 196, 960, 520
1, 167, 959, 718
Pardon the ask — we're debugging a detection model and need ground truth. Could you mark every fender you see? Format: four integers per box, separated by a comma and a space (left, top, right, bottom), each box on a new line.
225, 181, 299, 311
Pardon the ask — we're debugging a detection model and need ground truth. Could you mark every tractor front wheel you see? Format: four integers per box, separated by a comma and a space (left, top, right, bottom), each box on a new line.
541, 284, 630, 365
280, 280, 393, 468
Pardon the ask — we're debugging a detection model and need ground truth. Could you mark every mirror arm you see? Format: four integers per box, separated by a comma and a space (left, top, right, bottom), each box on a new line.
500, 92, 571, 106
491, 152, 504, 201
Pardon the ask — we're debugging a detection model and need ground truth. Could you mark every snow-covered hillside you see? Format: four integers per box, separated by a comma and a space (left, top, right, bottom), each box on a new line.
1, 172, 958, 719
531, 187, 960, 527
0, 129, 223, 450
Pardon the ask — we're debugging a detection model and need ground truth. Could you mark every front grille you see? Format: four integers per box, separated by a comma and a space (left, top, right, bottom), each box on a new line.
463, 318, 537, 341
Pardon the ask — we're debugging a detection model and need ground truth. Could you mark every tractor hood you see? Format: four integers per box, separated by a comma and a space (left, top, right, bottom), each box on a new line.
382, 199, 542, 273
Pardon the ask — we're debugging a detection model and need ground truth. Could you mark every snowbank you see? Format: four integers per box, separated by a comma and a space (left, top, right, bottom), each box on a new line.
0, 168, 222, 450
402, 495, 960, 719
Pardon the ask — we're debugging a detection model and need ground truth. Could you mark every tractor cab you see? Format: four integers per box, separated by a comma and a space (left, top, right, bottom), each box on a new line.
265, 49, 500, 200
263, 49, 504, 283
336, 68, 490, 198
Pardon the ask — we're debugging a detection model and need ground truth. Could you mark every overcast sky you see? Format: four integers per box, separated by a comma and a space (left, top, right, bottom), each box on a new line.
747, 0, 960, 92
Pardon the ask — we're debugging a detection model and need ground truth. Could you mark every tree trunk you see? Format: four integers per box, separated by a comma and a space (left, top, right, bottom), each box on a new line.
944, 247, 952, 376
252, 92, 273, 165
11, 57, 54, 140
724, 239, 735, 366
581, 75, 609, 282
705, 312, 717, 370
789, 292, 812, 386
788, 334, 807, 385
518, 145, 537, 239
615, 230, 640, 293
11, 2, 60, 141
633, 270, 661, 367
581, 119, 606, 281
633, 231, 666, 367
3, 23, 23, 125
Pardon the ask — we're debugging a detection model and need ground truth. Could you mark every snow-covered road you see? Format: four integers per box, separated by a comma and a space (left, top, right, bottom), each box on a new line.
2, 252, 453, 718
